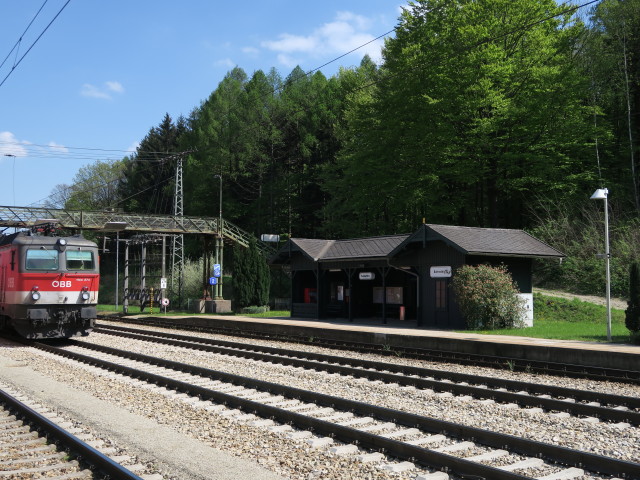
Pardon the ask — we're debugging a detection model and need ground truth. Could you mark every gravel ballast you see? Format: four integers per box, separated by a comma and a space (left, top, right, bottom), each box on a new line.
1, 322, 638, 479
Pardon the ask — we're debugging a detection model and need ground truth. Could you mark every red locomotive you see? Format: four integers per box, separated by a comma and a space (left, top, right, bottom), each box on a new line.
0, 229, 99, 338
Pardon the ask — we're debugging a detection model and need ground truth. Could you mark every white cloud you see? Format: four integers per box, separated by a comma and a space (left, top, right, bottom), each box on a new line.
81, 81, 125, 100
126, 141, 140, 153
277, 53, 299, 69
262, 33, 318, 53
0, 131, 29, 158
215, 58, 236, 68
106, 81, 124, 93
241, 46, 260, 56
260, 11, 385, 66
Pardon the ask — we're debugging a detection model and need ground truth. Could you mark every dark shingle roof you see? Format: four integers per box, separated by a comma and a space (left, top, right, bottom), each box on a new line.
280, 235, 408, 262
394, 224, 564, 258
322, 235, 408, 260
271, 224, 563, 264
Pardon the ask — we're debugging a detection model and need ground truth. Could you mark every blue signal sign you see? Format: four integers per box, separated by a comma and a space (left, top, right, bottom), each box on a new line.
213, 264, 221, 277
209, 277, 218, 285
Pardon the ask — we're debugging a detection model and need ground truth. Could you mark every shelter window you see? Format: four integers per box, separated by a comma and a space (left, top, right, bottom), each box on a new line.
435, 280, 447, 310
67, 250, 94, 270
26, 249, 59, 271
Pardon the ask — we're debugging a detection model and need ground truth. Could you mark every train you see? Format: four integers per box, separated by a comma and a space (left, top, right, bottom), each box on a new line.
0, 228, 99, 339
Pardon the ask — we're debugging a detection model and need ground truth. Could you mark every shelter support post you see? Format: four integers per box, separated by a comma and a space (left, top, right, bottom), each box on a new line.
123, 241, 129, 314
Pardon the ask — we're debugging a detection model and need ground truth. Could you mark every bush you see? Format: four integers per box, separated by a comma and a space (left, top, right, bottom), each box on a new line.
626, 262, 640, 333
452, 264, 526, 330
241, 305, 270, 314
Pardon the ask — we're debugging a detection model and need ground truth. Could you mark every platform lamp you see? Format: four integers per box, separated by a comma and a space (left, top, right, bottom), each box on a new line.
590, 188, 612, 341
213, 174, 222, 299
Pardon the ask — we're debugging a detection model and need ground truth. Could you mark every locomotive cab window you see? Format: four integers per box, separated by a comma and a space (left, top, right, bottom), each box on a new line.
25, 249, 59, 270
66, 250, 94, 270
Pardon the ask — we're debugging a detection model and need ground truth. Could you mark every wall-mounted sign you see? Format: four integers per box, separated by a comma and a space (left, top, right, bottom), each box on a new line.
261, 234, 280, 242
430, 266, 452, 278
359, 272, 375, 280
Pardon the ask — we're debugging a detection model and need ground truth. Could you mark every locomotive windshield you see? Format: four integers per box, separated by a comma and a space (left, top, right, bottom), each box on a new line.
66, 250, 94, 270
25, 249, 59, 270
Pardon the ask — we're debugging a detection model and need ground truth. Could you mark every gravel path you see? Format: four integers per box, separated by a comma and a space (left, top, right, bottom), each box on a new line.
534, 288, 627, 310
1, 324, 638, 479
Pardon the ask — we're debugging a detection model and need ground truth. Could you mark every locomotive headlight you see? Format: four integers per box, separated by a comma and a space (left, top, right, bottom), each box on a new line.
31, 286, 41, 301
81, 286, 90, 301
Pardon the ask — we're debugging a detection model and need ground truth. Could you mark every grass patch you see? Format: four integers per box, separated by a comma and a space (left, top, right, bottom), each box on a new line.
458, 293, 631, 343
243, 310, 290, 318
97, 303, 290, 318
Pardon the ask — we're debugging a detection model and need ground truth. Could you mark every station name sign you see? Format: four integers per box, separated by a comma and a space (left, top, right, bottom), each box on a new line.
430, 266, 452, 278
359, 272, 375, 280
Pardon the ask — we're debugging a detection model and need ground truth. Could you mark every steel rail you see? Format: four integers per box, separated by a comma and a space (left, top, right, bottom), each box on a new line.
0, 387, 143, 480
96, 324, 640, 424
100, 317, 640, 384
35, 340, 640, 479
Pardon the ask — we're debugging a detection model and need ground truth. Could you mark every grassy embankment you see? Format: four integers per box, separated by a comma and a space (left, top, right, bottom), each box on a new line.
460, 293, 630, 343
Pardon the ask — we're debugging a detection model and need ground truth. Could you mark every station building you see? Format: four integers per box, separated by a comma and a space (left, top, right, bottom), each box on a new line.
270, 224, 564, 329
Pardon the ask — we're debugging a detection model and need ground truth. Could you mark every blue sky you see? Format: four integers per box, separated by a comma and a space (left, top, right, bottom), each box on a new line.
0, 1, 404, 207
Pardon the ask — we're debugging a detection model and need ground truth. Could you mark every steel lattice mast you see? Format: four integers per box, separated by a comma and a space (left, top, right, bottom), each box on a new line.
171, 155, 185, 307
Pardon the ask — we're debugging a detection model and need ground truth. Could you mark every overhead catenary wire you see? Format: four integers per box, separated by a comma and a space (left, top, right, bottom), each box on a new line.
0, 0, 49, 72
24, 150, 191, 208
0, 0, 72, 88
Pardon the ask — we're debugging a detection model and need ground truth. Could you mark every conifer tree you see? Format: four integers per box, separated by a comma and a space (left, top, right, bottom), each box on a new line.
233, 237, 270, 310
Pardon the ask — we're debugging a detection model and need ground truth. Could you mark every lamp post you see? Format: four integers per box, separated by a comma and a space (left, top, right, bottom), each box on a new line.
213, 174, 222, 299
590, 188, 612, 341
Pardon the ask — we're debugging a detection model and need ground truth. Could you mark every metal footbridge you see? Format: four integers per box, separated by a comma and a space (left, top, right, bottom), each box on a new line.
0, 205, 275, 254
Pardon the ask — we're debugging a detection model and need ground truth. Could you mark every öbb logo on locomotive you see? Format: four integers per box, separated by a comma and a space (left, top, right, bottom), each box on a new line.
0, 230, 100, 339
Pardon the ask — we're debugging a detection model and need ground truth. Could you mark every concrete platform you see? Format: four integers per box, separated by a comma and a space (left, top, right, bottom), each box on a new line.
99, 313, 640, 373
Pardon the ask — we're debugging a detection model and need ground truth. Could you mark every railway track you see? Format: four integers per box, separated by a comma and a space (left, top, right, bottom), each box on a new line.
95, 323, 640, 427
0, 384, 144, 480
26, 336, 640, 480
99, 317, 640, 384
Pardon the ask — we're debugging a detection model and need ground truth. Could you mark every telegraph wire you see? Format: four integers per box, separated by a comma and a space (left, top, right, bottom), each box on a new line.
0, 0, 72, 88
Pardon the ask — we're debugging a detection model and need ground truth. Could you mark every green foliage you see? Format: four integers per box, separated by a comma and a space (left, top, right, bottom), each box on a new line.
324, 0, 595, 235
241, 305, 270, 314
626, 263, 640, 333
462, 294, 629, 342
452, 264, 525, 329
534, 293, 616, 324
233, 237, 270, 309
530, 199, 640, 297
119, 113, 187, 214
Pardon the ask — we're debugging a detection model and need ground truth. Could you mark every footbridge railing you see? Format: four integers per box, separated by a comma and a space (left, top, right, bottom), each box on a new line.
0, 206, 276, 255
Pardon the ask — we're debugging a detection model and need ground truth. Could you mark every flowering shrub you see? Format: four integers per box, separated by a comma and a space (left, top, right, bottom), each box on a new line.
451, 264, 526, 330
